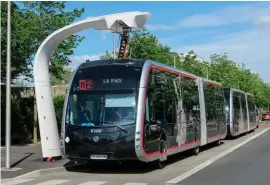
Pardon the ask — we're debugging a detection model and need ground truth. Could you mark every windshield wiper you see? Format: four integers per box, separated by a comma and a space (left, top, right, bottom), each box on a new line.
102, 121, 128, 133
70, 121, 128, 133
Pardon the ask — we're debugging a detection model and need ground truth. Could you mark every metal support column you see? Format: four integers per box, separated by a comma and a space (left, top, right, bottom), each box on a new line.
6, 0, 11, 169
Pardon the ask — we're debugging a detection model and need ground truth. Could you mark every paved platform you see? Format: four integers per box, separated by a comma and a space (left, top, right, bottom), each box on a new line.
1, 144, 68, 179
258, 121, 270, 128
1, 128, 269, 185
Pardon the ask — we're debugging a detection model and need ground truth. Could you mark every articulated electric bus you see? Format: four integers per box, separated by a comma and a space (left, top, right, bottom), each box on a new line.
61, 58, 227, 168
223, 88, 258, 137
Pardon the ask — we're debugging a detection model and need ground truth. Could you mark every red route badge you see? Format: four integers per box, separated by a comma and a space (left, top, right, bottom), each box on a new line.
79, 79, 92, 90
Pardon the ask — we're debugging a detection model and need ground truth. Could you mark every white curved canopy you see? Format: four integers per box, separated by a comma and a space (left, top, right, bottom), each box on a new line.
33, 11, 151, 158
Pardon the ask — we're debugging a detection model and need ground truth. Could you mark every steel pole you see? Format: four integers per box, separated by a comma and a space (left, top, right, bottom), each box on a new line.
6, 0, 11, 169
113, 33, 115, 58
174, 55, 176, 68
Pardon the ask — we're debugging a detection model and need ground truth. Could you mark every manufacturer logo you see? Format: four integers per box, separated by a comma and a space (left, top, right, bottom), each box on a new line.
91, 129, 102, 133
93, 136, 99, 142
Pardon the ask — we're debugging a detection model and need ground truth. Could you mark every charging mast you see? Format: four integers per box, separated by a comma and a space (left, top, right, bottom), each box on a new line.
33, 12, 151, 160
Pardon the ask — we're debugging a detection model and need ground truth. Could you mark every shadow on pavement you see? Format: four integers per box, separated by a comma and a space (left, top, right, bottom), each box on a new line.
10, 153, 34, 168
63, 141, 223, 174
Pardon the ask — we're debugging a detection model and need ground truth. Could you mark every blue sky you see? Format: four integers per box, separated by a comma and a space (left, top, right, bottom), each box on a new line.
16, 1, 266, 83
65, 1, 270, 82
66, 1, 257, 56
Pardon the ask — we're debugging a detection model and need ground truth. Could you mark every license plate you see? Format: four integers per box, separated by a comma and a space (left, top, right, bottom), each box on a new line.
90, 154, 107, 160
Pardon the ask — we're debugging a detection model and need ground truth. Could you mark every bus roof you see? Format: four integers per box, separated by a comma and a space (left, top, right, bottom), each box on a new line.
223, 87, 246, 94
78, 58, 147, 69
77, 58, 222, 87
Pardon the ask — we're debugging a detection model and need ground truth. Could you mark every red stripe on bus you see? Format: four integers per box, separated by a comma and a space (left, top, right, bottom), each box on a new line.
152, 65, 197, 80
204, 81, 222, 87
140, 64, 198, 158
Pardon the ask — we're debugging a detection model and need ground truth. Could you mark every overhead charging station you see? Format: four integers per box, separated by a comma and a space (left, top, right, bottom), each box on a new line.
33, 12, 151, 160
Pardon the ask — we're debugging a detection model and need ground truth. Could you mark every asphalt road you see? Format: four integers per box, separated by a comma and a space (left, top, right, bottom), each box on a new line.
177, 127, 270, 185
1, 128, 270, 185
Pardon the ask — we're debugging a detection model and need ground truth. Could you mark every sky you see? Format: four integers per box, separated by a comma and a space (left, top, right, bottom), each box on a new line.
64, 1, 270, 83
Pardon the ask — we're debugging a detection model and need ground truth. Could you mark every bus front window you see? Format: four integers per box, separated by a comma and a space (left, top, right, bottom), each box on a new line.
66, 91, 136, 127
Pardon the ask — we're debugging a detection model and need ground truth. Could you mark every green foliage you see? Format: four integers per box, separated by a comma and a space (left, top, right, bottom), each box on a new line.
113, 27, 270, 109
53, 95, 65, 133
100, 50, 113, 60
206, 54, 270, 107
127, 28, 174, 64
1, 2, 31, 82
50, 66, 73, 86
1, 87, 35, 144
1, 1, 85, 83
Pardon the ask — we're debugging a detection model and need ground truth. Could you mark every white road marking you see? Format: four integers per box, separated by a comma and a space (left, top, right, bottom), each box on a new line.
77, 181, 108, 185
122, 183, 148, 185
2, 179, 34, 185
34, 180, 69, 185
166, 128, 270, 184
1, 167, 22, 171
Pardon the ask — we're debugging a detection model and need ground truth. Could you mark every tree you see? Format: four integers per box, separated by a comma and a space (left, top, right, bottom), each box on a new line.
207, 53, 270, 108
98, 27, 270, 109
177, 50, 209, 78
100, 50, 113, 59
1, 1, 85, 84
127, 28, 174, 65
1, 2, 31, 83
50, 66, 73, 86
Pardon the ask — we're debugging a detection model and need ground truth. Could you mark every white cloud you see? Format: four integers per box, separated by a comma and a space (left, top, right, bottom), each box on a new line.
146, 3, 270, 31
99, 30, 111, 40
170, 3, 270, 82
178, 3, 270, 28
176, 23, 270, 82
85, 16, 95, 20
69, 54, 101, 69
254, 15, 270, 28
159, 29, 223, 43
146, 24, 175, 31
100, 33, 107, 40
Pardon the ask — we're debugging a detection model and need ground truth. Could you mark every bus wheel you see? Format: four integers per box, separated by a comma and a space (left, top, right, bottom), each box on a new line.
216, 140, 221, 146
154, 158, 164, 169
154, 140, 167, 169
193, 146, 200, 155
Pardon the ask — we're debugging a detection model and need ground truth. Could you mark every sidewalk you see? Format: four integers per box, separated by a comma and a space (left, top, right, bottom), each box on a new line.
1, 144, 68, 179
258, 121, 270, 128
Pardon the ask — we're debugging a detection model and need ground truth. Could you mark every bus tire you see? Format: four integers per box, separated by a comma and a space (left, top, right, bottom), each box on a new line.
193, 146, 200, 155
216, 140, 221, 146
154, 139, 167, 169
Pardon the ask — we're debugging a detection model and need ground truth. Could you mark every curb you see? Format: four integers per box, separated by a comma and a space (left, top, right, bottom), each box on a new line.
258, 124, 270, 128
1, 143, 40, 149
1, 167, 66, 183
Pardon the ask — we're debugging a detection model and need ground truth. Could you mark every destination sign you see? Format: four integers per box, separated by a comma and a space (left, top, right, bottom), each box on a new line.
103, 78, 123, 84
72, 65, 142, 92
76, 78, 137, 91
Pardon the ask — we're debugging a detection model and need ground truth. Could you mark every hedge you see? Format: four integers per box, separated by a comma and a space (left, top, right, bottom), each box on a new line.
53, 95, 66, 134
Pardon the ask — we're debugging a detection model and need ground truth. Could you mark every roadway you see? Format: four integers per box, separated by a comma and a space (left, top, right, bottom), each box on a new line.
176, 126, 270, 185
2, 127, 270, 185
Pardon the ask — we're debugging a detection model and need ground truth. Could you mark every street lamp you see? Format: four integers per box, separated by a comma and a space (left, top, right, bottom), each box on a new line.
170, 52, 179, 68
113, 32, 116, 59
6, 0, 11, 169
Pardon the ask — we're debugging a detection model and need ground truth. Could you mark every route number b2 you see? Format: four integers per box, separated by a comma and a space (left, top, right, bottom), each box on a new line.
79, 79, 92, 90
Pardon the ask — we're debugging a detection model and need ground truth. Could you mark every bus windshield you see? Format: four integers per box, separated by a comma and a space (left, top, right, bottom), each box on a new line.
66, 91, 136, 127
65, 64, 142, 127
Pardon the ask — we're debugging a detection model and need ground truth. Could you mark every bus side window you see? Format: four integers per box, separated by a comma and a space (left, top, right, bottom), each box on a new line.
146, 68, 167, 125
145, 97, 150, 123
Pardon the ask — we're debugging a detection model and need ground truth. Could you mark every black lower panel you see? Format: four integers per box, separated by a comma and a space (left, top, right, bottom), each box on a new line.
65, 138, 137, 161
